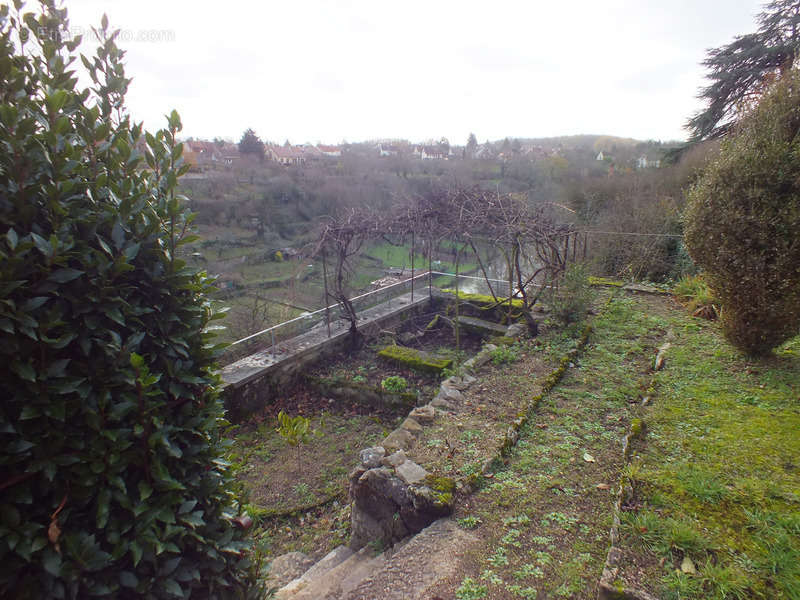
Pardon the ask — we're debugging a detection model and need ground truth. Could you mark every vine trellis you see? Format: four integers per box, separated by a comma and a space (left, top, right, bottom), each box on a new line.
313, 187, 584, 348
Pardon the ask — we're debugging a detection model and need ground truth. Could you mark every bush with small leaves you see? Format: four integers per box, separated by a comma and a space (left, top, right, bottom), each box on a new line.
0, 5, 257, 598
685, 70, 800, 355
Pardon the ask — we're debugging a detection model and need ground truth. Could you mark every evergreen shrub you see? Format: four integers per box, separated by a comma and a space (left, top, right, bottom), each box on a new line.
0, 4, 257, 598
684, 70, 800, 355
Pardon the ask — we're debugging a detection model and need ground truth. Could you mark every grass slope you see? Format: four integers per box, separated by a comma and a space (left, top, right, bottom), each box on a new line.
619, 299, 800, 599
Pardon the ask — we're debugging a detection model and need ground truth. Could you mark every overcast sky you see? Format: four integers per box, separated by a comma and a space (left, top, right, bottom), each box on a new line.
65, 0, 764, 145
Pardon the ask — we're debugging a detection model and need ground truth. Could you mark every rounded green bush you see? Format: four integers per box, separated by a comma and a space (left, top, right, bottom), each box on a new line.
685, 71, 800, 355
0, 5, 256, 598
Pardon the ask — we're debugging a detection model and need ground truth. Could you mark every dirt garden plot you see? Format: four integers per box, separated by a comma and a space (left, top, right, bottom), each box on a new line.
414, 293, 669, 600
225, 307, 492, 559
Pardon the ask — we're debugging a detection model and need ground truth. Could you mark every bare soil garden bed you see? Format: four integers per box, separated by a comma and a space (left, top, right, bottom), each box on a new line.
226, 308, 489, 559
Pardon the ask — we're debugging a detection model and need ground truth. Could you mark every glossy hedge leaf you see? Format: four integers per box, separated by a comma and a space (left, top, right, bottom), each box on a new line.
48, 268, 84, 283
0, 4, 258, 599
11, 361, 36, 382
31, 232, 53, 257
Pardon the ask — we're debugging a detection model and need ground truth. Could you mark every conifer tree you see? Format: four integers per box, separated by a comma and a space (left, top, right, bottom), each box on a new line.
689, 0, 800, 141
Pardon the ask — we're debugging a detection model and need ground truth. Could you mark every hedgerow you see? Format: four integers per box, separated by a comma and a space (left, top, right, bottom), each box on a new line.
0, 4, 257, 598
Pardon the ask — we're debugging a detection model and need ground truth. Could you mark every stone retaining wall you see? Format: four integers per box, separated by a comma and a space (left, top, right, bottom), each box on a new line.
220, 292, 433, 421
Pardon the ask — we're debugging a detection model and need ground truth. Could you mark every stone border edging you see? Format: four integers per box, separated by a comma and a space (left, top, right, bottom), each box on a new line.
596, 417, 656, 600
597, 338, 670, 600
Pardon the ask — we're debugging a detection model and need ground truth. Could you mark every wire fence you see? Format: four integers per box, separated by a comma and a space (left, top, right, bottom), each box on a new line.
218, 269, 530, 365
219, 270, 433, 364
218, 228, 685, 365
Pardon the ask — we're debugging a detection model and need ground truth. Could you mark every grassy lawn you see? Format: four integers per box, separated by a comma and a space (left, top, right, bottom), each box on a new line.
619, 299, 800, 599
441, 292, 799, 599
364, 240, 481, 275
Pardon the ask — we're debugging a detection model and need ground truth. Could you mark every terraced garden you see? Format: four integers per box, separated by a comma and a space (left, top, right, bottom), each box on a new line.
227, 286, 798, 598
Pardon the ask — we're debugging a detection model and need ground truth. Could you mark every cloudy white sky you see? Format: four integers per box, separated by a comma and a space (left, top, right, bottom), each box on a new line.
65, 0, 763, 145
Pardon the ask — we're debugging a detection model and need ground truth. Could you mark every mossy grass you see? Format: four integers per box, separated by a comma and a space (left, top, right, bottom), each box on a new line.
377, 344, 452, 373
617, 297, 800, 598
672, 273, 717, 316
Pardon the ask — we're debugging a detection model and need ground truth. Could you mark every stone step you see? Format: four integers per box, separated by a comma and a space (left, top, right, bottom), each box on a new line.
340, 518, 479, 600
319, 546, 388, 599
455, 315, 508, 337
276, 518, 478, 600
275, 545, 354, 599
275, 544, 387, 600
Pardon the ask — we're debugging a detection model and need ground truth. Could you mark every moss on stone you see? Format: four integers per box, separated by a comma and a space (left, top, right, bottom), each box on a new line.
424, 475, 456, 506
377, 344, 452, 373
425, 314, 441, 330
588, 276, 624, 287
630, 418, 645, 438
441, 289, 525, 309
425, 474, 456, 494
489, 335, 515, 346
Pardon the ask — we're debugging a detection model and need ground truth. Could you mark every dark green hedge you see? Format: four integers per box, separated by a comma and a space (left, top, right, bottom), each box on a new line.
0, 4, 256, 598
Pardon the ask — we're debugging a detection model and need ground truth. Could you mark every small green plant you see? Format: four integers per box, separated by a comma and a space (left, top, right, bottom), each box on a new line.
621, 510, 666, 552
352, 374, 367, 383
503, 514, 532, 527
381, 375, 408, 393
541, 511, 578, 530
293, 482, 315, 504
457, 515, 482, 529
530, 535, 553, 545
490, 344, 520, 365
441, 364, 461, 379
276, 411, 313, 470
673, 274, 716, 311
456, 577, 488, 599
501, 529, 523, 548
549, 263, 595, 325
276, 411, 312, 447
677, 467, 728, 503
505, 584, 538, 598
480, 569, 503, 585
667, 518, 712, 555
488, 547, 510, 567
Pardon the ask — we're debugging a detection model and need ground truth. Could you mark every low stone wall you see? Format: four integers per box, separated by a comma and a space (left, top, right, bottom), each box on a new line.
219, 292, 432, 421
306, 377, 418, 412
